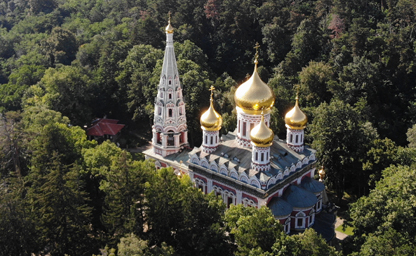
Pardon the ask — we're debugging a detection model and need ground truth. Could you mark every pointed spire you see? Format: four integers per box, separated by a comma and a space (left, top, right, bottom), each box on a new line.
254, 42, 260, 70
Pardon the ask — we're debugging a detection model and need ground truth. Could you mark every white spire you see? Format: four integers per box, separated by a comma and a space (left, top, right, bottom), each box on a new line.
152, 18, 188, 157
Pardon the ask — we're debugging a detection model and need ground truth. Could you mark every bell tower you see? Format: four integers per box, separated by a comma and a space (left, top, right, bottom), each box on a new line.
152, 15, 188, 157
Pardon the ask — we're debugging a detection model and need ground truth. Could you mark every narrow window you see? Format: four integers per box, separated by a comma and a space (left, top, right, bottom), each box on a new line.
169, 109, 173, 117
215, 136, 217, 143
169, 80, 171, 85
295, 135, 298, 143
290, 134, 293, 143
250, 123, 254, 132
205, 135, 207, 144
210, 136, 213, 144
238, 120, 240, 133
255, 152, 258, 161
243, 122, 247, 136
158, 107, 161, 115
169, 93, 172, 99
261, 153, 264, 161
266, 152, 269, 160
301, 134, 303, 143
227, 197, 233, 208
297, 218, 303, 227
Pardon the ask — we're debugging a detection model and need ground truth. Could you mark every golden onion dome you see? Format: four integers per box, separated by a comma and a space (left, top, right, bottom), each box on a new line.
201, 87, 222, 131
250, 115, 274, 147
234, 44, 275, 115
285, 96, 307, 130
165, 16, 174, 33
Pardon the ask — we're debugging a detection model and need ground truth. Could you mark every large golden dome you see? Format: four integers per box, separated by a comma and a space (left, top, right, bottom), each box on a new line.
285, 96, 307, 130
250, 115, 274, 147
234, 63, 275, 115
201, 87, 222, 131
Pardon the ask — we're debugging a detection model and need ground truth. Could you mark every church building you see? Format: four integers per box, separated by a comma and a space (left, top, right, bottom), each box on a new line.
143, 19, 332, 236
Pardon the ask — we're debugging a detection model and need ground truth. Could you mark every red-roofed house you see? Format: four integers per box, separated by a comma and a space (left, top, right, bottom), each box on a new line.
86, 118, 125, 142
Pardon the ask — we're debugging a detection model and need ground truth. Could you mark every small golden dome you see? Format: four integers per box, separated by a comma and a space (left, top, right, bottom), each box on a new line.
165, 15, 174, 33
201, 87, 222, 131
285, 96, 307, 130
250, 115, 274, 147
234, 44, 274, 115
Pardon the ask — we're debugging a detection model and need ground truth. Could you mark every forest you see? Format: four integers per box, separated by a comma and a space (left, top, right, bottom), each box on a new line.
1, 0, 416, 255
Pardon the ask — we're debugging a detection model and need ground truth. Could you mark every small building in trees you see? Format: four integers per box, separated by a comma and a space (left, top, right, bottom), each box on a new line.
86, 118, 125, 143
143, 19, 334, 239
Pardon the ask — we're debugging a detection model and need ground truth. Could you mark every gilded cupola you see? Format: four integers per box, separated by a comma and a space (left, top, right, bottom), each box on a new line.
234, 43, 275, 115
201, 86, 222, 131
250, 114, 274, 147
285, 95, 307, 130
165, 13, 174, 33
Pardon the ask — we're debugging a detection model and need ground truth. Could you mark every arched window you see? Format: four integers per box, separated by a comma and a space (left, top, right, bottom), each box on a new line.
284, 218, 291, 234
295, 212, 306, 229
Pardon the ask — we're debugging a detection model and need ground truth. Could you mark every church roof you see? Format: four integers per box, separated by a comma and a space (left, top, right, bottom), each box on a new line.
282, 185, 317, 209
268, 197, 293, 217
301, 176, 325, 194
86, 118, 124, 137
189, 131, 315, 184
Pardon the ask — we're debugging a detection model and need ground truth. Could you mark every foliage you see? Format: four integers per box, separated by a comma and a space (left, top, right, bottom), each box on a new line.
309, 100, 373, 199
347, 165, 416, 253
225, 204, 283, 255
145, 168, 229, 256
117, 233, 175, 256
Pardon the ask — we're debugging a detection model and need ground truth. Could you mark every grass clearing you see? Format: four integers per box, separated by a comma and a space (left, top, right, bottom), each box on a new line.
336, 225, 354, 236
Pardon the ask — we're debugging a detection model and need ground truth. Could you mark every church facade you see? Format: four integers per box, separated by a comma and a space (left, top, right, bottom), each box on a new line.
143, 19, 328, 235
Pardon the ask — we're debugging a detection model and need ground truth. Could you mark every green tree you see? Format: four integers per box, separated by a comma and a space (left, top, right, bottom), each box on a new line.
347, 165, 416, 251
309, 100, 372, 200
42, 27, 77, 65
0, 111, 28, 177
145, 168, 229, 256
299, 61, 334, 107
116, 44, 163, 122
27, 157, 95, 255
117, 233, 175, 256
100, 153, 153, 243
406, 124, 416, 148
29, 65, 94, 126
258, 228, 338, 256
353, 228, 415, 256
0, 177, 36, 256
225, 205, 282, 255
0, 65, 46, 111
